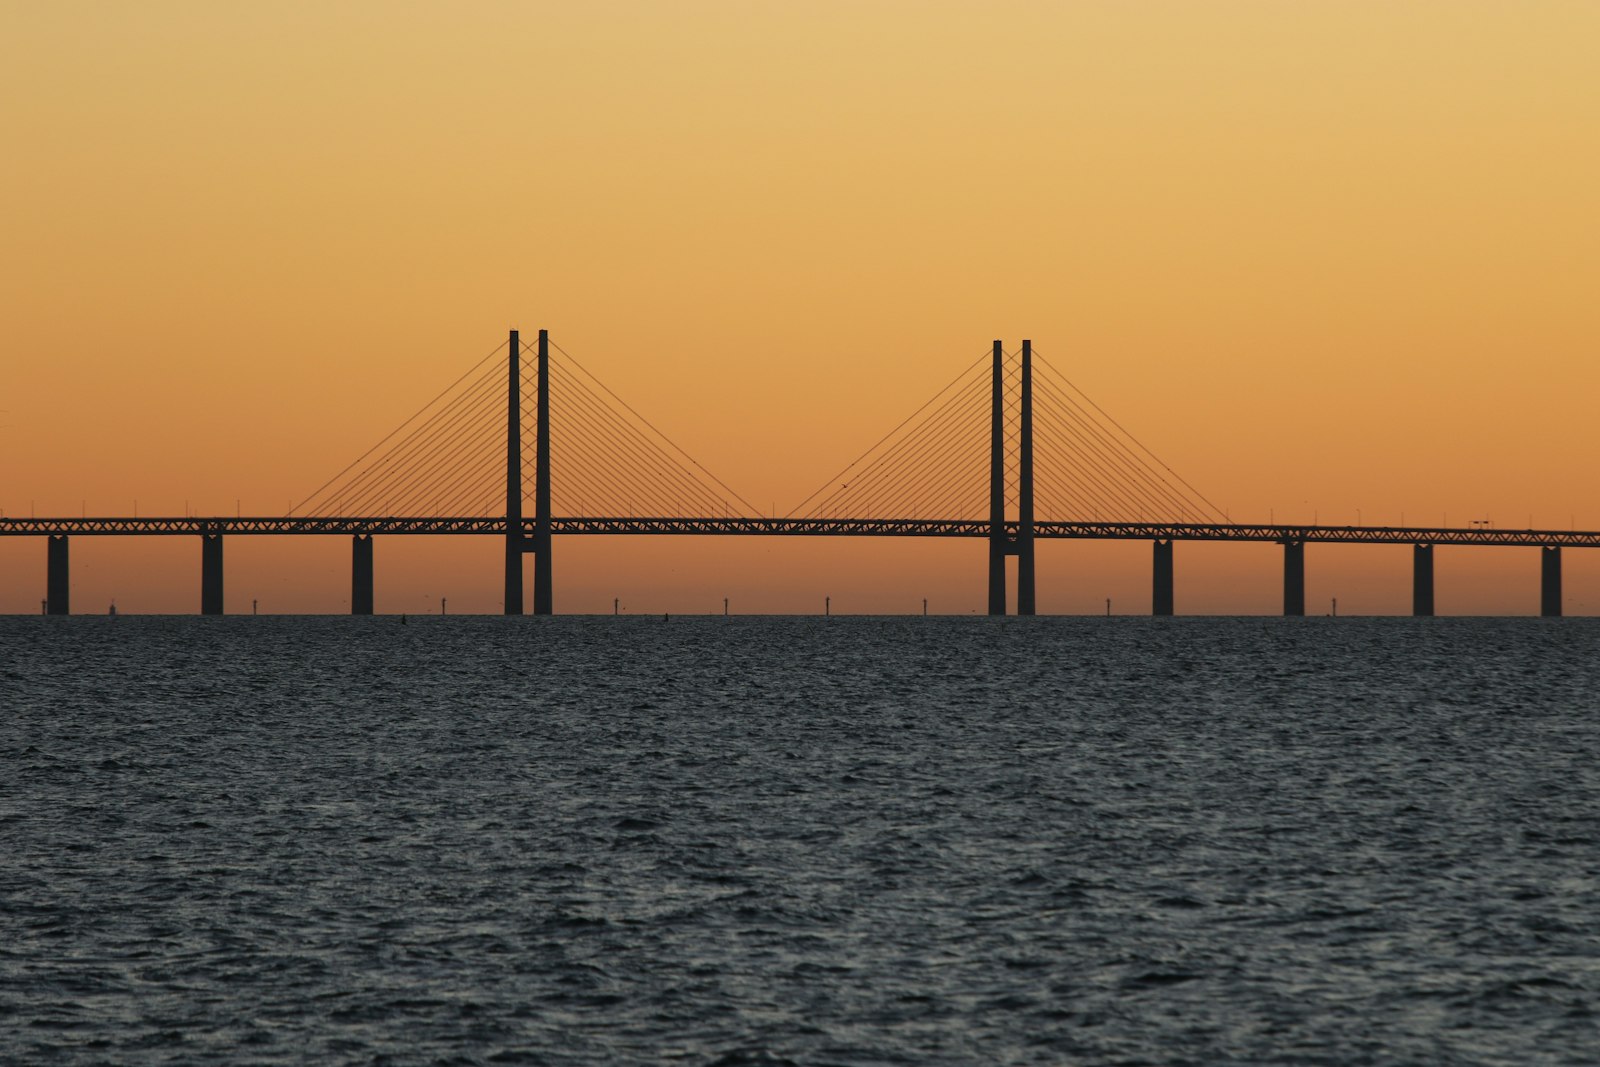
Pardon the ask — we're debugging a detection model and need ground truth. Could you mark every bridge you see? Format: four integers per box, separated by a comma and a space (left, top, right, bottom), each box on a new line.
5, 331, 1593, 616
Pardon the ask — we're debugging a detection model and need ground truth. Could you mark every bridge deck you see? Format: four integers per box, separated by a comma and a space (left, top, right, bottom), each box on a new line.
3, 516, 1597, 548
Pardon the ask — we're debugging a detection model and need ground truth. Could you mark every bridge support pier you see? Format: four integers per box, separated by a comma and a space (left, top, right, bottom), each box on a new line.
1283, 540, 1305, 617
1541, 546, 1562, 617
46, 535, 69, 615
1412, 544, 1434, 617
352, 535, 374, 615
201, 531, 224, 615
1153, 539, 1174, 616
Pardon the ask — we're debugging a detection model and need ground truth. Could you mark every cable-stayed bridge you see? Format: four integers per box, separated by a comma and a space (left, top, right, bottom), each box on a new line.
5, 330, 1596, 616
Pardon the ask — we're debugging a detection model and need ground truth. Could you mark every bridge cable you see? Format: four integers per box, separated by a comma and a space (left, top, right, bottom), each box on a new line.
292, 339, 508, 516
549, 342, 758, 517
1032, 377, 1208, 522
546, 359, 738, 516
830, 383, 988, 521
1032, 384, 1190, 520
546, 386, 716, 517
306, 353, 505, 516
834, 382, 989, 521
789, 348, 991, 518
545, 356, 745, 517
812, 374, 986, 518
548, 375, 730, 518
1032, 350, 1227, 523
800, 357, 990, 519
345, 372, 504, 515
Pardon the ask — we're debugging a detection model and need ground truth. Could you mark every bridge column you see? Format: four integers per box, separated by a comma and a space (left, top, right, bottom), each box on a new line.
1017, 340, 1036, 615
352, 534, 374, 615
987, 339, 1006, 616
533, 328, 553, 615
46, 535, 69, 615
201, 530, 224, 615
1541, 546, 1562, 617
1412, 543, 1434, 617
505, 328, 523, 615
1283, 540, 1305, 617
1153, 539, 1174, 616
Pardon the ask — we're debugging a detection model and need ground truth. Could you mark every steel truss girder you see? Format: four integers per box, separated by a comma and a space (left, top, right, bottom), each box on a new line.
3, 516, 1598, 548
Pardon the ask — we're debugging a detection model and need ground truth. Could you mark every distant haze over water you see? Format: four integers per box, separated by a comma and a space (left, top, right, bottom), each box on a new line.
4, 616, 1597, 1064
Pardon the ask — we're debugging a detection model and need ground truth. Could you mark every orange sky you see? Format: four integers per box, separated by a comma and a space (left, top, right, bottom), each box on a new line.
3, 3, 1598, 614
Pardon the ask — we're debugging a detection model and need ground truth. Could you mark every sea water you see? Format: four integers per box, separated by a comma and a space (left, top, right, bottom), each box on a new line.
3, 616, 1598, 1065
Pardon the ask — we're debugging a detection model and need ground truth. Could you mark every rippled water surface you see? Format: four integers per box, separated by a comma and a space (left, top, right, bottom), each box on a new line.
3, 616, 1599, 1065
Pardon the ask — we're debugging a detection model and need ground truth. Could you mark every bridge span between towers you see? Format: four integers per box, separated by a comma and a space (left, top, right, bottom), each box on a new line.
7, 328, 1596, 617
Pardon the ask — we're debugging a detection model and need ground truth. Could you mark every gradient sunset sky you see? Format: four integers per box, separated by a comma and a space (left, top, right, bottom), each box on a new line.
3, 3, 1597, 614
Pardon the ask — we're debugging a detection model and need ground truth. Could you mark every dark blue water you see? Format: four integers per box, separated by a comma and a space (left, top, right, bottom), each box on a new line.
3, 617, 1598, 1064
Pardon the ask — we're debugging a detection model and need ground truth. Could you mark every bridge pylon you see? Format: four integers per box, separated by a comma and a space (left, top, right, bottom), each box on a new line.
988, 339, 1036, 616
505, 329, 522, 613
1017, 340, 1036, 616
505, 327, 553, 615
533, 327, 552, 615
988, 341, 1006, 615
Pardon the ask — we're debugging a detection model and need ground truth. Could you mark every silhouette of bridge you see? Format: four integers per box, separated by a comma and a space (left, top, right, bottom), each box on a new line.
6, 330, 1595, 616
